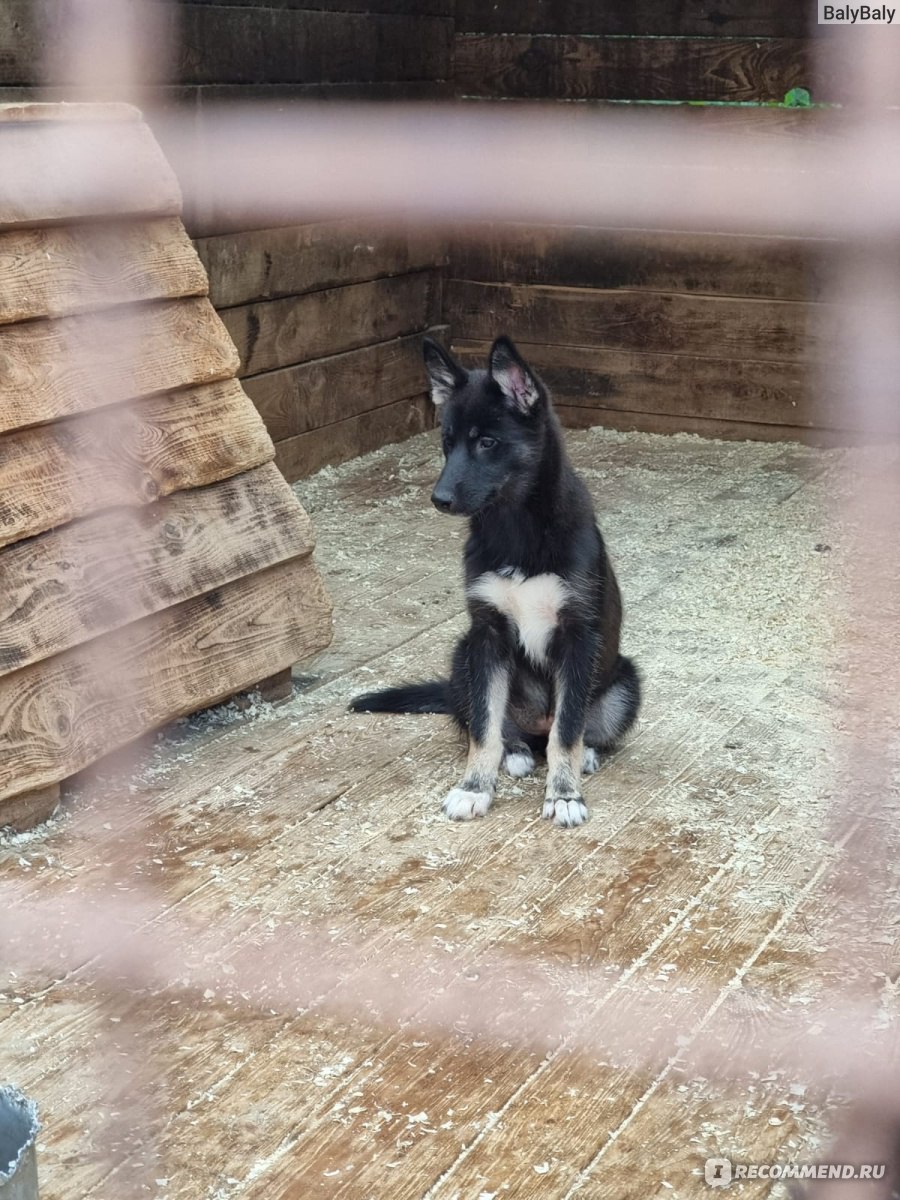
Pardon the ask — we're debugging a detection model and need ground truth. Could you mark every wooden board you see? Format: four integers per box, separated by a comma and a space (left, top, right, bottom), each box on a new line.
0, 117, 181, 229
455, 34, 812, 103
0, 296, 239, 434
555, 403, 854, 446
446, 279, 825, 364
177, 7, 452, 85
222, 270, 441, 377
450, 223, 829, 302
0, 463, 313, 676
196, 220, 446, 310
452, 338, 821, 430
244, 327, 445, 442
0, 555, 333, 806
274, 394, 432, 481
0, 379, 274, 548
0, 218, 208, 326
454, 0, 810, 37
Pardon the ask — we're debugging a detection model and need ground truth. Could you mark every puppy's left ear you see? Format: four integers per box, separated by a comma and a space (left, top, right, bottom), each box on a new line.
489, 336, 543, 414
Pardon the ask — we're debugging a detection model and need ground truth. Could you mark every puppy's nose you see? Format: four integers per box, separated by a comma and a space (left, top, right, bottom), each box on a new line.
431, 490, 453, 513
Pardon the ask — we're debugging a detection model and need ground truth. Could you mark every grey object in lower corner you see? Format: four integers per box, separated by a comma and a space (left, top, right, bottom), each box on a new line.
0, 1087, 40, 1200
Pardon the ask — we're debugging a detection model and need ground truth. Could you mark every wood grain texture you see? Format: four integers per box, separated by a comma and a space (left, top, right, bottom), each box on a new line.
0, 555, 333, 804
0, 379, 274, 548
243, 327, 446, 442
454, 0, 810, 37
453, 338, 822, 430
0, 118, 181, 229
178, 7, 452, 85
455, 34, 812, 103
446, 279, 825, 364
274, 394, 432, 481
222, 270, 441, 377
196, 220, 446, 309
450, 223, 828, 302
0, 296, 239, 434
0, 219, 208, 326
0, 463, 312, 676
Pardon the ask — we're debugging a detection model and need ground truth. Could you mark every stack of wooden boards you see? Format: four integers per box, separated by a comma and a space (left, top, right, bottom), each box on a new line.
0, 102, 333, 830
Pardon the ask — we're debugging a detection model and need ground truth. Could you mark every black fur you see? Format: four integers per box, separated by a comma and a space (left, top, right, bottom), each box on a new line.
350, 680, 450, 714
349, 335, 641, 824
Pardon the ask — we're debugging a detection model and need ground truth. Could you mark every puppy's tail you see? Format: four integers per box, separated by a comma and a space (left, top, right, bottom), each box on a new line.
349, 679, 451, 714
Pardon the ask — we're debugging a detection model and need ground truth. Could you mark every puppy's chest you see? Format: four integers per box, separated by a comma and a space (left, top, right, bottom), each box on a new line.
467, 567, 570, 663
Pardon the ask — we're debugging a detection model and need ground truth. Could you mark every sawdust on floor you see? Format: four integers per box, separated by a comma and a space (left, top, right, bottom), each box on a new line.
2, 426, 898, 1200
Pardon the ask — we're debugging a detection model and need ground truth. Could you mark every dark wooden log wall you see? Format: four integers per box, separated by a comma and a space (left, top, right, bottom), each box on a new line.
173, 1, 452, 477
1, 3, 859, 453
454, 2, 833, 103
446, 2, 856, 444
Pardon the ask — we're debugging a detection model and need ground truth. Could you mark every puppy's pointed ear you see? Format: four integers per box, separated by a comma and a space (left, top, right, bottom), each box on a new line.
423, 337, 467, 407
489, 336, 543, 414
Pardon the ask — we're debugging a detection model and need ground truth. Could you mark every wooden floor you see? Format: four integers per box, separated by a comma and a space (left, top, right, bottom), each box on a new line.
0, 427, 884, 1199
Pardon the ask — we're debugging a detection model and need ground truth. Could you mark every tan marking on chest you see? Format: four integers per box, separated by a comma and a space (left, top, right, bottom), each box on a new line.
468, 569, 570, 664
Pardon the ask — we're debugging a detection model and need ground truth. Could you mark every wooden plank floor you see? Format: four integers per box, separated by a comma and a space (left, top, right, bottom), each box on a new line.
0, 427, 888, 1199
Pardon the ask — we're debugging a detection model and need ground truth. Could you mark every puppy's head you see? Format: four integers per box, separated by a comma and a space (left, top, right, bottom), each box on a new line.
424, 335, 548, 517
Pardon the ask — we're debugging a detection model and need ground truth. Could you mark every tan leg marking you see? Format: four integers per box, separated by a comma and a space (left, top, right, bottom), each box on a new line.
442, 668, 509, 821
543, 680, 589, 828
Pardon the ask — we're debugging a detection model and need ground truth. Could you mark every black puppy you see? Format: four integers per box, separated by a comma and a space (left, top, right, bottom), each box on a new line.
350, 336, 640, 827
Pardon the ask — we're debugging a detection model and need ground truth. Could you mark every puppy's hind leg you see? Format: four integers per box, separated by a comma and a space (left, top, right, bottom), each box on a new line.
583, 655, 642, 769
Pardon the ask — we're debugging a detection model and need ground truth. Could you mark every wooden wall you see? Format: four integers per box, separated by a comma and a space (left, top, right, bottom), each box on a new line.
447, 220, 841, 442
196, 220, 448, 479
1, 3, 858, 455
446, 2, 854, 444
166, 1, 452, 478
454, 2, 827, 103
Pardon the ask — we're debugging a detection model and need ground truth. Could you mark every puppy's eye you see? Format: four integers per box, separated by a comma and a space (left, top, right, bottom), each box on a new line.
478, 436, 497, 451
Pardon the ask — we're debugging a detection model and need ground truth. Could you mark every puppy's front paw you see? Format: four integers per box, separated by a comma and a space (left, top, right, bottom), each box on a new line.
581, 747, 601, 775
542, 795, 588, 827
442, 787, 493, 821
504, 748, 535, 778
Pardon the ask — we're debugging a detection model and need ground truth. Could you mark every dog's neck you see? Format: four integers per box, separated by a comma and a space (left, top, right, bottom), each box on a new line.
468, 411, 583, 573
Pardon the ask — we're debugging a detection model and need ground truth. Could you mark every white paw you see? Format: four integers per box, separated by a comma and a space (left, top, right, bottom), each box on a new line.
542, 796, 588, 827
504, 749, 535, 778
442, 788, 493, 821
582, 747, 601, 775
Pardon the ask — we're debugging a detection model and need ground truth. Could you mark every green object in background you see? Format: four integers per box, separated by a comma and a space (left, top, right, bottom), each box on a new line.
783, 87, 812, 107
